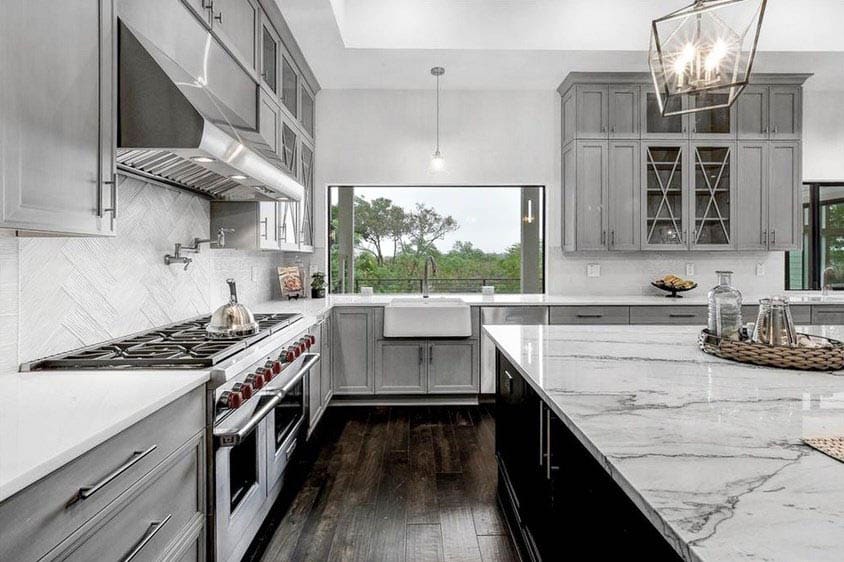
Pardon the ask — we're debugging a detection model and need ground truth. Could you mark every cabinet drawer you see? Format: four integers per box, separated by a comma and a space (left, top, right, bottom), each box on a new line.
812, 307, 844, 325
0, 388, 204, 561
549, 306, 629, 325
48, 434, 205, 562
629, 306, 707, 325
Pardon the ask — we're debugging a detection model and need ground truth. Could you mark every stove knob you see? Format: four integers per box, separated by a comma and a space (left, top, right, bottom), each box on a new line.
281, 349, 295, 363
293, 344, 302, 358
303, 337, 312, 350
268, 360, 282, 375
218, 390, 243, 410
246, 372, 266, 390
232, 382, 253, 400
309, 335, 316, 346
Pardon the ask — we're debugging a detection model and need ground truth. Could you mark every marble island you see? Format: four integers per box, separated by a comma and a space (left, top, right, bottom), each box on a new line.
484, 324, 844, 562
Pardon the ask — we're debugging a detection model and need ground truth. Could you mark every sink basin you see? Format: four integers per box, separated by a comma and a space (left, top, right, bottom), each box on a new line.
383, 297, 472, 337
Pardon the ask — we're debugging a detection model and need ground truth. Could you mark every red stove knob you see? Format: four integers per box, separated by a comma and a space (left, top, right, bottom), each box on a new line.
310, 334, 316, 345
281, 349, 295, 363
293, 344, 302, 358
303, 337, 312, 350
232, 382, 253, 400
219, 390, 243, 410
269, 360, 282, 374
246, 372, 266, 389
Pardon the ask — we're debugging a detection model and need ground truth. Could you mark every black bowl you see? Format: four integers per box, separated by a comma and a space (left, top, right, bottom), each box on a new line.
651, 281, 698, 298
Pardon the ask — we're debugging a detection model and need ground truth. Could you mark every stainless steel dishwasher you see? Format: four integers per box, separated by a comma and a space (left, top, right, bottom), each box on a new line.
480, 306, 549, 393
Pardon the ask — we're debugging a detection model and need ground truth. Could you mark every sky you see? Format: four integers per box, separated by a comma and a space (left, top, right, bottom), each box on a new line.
347, 186, 526, 254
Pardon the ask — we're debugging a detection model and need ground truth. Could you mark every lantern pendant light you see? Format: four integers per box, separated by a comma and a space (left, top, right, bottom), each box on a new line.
649, 0, 767, 116
429, 66, 445, 172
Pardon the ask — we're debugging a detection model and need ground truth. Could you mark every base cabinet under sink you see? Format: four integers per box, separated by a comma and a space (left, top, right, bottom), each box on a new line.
495, 351, 680, 561
374, 339, 479, 394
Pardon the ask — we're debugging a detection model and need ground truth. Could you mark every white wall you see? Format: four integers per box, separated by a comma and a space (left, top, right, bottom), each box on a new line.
803, 89, 844, 182
314, 88, 794, 296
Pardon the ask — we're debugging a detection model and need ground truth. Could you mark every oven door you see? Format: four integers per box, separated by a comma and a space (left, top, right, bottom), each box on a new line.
266, 353, 318, 490
214, 398, 274, 562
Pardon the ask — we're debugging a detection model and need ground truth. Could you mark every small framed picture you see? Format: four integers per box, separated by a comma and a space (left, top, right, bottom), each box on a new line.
278, 266, 304, 299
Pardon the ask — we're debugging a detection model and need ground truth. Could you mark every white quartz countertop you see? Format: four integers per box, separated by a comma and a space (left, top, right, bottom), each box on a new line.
484, 324, 844, 562
0, 370, 209, 502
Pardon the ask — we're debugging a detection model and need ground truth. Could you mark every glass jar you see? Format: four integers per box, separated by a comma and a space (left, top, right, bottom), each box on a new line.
751, 296, 797, 346
707, 271, 743, 338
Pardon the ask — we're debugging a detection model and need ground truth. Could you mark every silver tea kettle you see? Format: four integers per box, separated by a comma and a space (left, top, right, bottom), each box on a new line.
206, 279, 260, 338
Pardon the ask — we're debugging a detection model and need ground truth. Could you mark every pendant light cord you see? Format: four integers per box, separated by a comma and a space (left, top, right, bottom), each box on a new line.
436, 73, 440, 152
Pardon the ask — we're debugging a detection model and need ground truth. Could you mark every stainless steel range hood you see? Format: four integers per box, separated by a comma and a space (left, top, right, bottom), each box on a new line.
117, 20, 303, 202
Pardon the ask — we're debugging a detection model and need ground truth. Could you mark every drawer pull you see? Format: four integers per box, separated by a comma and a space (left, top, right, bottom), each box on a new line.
576, 314, 603, 319
67, 445, 157, 507
122, 513, 172, 562
668, 313, 696, 318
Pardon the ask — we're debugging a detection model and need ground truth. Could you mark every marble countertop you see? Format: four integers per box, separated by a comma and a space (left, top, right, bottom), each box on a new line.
0, 370, 209, 502
484, 324, 844, 562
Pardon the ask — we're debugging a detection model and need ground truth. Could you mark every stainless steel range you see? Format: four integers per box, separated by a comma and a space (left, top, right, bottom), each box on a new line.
24, 312, 319, 562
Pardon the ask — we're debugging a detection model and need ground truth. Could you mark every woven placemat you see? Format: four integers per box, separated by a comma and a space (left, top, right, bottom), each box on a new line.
803, 437, 844, 463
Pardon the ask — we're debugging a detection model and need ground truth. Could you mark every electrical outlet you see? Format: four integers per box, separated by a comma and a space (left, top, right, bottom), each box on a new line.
587, 264, 601, 278
756, 263, 765, 276
685, 263, 695, 277
251, 266, 258, 282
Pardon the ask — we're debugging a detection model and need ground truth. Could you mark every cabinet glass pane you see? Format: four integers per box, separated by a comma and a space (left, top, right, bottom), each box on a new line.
646, 92, 683, 134
281, 123, 297, 175
282, 57, 298, 117
300, 144, 314, 246
692, 146, 731, 245
645, 146, 684, 245
692, 93, 731, 134
301, 88, 314, 136
261, 26, 277, 93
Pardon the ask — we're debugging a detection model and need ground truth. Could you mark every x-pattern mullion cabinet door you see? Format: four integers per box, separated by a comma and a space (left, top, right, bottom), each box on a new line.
641, 142, 688, 250
688, 142, 735, 250
298, 140, 315, 248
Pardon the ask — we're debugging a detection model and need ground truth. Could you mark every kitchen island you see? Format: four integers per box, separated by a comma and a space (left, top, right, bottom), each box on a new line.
485, 324, 844, 562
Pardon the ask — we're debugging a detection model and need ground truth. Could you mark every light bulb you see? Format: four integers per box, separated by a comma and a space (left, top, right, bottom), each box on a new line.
705, 39, 728, 71
430, 150, 445, 172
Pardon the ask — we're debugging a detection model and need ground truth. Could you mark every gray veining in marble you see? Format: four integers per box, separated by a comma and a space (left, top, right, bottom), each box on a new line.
485, 324, 844, 562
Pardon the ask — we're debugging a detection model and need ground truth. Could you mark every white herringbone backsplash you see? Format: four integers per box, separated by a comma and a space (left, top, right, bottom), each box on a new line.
0, 176, 303, 369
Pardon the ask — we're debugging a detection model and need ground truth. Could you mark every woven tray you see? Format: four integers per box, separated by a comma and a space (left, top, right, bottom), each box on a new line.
803, 437, 844, 463
699, 330, 844, 371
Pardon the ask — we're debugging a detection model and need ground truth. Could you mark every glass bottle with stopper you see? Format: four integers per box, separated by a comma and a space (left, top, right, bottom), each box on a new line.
708, 270, 742, 339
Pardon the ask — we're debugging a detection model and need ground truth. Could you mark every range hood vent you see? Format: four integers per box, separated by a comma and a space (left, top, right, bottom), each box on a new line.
117, 20, 303, 201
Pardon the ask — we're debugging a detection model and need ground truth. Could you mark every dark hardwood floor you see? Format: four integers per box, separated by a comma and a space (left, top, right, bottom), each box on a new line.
245, 405, 517, 562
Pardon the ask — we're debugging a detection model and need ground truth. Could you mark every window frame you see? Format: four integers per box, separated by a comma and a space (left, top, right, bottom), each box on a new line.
786, 181, 844, 290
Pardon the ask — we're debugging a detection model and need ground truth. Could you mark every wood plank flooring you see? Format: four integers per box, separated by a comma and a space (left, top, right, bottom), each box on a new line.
245, 405, 517, 562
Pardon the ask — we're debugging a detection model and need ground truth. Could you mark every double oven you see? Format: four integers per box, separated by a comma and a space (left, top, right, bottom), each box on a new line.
211, 328, 319, 562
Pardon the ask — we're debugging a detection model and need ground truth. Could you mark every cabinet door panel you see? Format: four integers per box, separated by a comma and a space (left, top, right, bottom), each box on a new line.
642, 143, 687, 250
428, 341, 478, 393
561, 90, 576, 147
320, 318, 333, 405
260, 22, 279, 94
0, 0, 115, 235
770, 87, 801, 140
309, 333, 321, 425
375, 341, 426, 394
258, 202, 278, 249
608, 141, 640, 250
281, 56, 298, 118
214, 0, 257, 70
258, 91, 280, 154
332, 308, 374, 394
576, 85, 608, 138
690, 143, 734, 250
562, 144, 577, 252
575, 141, 608, 250
608, 86, 639, 138
641, 90, 687, 139
768, 142, 801, 251
690, 93, 735, 139
736, 142, 768, 250
737, 85, 769, 139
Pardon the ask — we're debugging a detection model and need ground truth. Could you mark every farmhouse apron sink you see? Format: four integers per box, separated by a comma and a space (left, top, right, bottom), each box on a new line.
383, 298, 472, 337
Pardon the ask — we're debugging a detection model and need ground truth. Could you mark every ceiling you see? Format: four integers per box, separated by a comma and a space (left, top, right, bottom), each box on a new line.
276, 0, 844, 91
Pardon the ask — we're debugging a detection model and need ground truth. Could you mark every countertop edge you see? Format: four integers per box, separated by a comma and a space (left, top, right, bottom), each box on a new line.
0, 372, 209, 503
483, 325, 699, 562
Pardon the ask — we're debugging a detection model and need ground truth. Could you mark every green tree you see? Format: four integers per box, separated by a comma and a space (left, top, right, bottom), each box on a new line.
405, 203, 458, 256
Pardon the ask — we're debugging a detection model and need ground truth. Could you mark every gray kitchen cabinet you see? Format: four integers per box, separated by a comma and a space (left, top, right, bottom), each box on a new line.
561, 89, 576, 147
375, 341, 428, 394
259, 90, 281, 154
301, 85, 315, 138
332, 307, 376, 394
811, 307, 844, 325
298, 141, 315, 249
211, 0, 258, 71
768, 141, 802, 251
260, 19, 280, 94
737, 85, 770, 139
281, 121, 298, 177
608, 86, 640, 138
629, 306, 708, 325
769, 86, 801, 140
576, 85, 609, 139
561, 143, 577, 251
576, 141, 609, 250
308, 324, 322, 428
608, 141, 641, 250
689, 142, 735, 250
641, 89, 688, 139
0, 388, 205, 561
281, 55, 299, 118
736, 142, 769, 250
320, 315, 333, 406
428, 341, 479, 394
0, 0, 116, 236
549, 306, 629, 325
641, 142, 688, 250
689, 94, 735, 139
742, 304, 811, 325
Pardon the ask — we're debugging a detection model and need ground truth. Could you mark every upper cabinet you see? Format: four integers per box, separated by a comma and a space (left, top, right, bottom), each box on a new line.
260, 21, 280, 94
558, 72, 807, 253
212, 0, 258, 71
0, 0, 116, 236
281, 56, 299, 119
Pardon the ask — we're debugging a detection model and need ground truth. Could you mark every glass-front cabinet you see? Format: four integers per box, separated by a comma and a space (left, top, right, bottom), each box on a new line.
642, 91, 687, 139
299, 142, 314, 248
690, 143, 734, 249
260, 23, 279, 94
642, 91, 735, 139
643, 144, 687, 249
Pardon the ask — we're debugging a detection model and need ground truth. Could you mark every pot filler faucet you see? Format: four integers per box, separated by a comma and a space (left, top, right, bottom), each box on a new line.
164, 227, 234, 271
422, 255, 437, 298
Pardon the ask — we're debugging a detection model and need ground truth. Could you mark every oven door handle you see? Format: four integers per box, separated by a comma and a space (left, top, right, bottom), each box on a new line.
214, 392, 283, 448
281, 353, 319, 394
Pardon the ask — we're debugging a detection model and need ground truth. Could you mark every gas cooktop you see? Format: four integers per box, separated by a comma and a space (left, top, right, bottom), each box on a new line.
24, 313, 303, 370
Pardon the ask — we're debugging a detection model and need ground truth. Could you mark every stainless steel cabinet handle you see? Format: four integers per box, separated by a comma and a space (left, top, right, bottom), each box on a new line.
418, 346, 423, 365
429, 345, 433, 365
669, 313, 696, 318
504, 369, 513, 393
66, 445, 157, 507
771, 229, 776, 244
762, 230, 767, 245
122, 514, 172, 562
764, 126, 769, 135
601, 230, 606, 246
213, 10, 223, 23
773, 126, 778, 135
611, 230, 615, 247
261, 218, 268, 239
99, 174, 118, 219
576, 314, 603, 319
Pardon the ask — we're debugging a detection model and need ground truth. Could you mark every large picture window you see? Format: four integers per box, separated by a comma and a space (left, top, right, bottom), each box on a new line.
786, 183, 844, 290
328, 186, 544, 294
